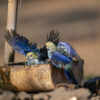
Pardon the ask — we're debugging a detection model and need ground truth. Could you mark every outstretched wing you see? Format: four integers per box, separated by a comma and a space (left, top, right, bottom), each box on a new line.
4, 29, 38, 56
46, 30, 60, 45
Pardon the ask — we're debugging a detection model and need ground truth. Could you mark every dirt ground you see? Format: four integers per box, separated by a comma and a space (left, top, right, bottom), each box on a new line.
0, 87, 100, 100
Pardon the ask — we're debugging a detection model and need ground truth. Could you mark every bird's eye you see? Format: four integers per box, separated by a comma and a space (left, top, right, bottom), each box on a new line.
30, 55, 33, 57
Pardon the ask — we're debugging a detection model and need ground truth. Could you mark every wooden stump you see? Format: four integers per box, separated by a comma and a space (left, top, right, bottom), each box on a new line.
0, 59, 84, 92
0, 64, 67, 92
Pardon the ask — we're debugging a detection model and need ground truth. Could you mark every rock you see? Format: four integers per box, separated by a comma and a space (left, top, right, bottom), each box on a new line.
33, 93, 48, 100
47, 87, 90, 100
0, 87, 97, 100
16, 92, 32, 100
69, 88, 90, 100
0, 91, 15, 100
90, 96, 100, 100
70, 97, 78, 100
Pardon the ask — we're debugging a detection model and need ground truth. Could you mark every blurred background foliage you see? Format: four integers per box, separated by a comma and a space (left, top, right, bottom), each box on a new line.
0, 0, 100, 78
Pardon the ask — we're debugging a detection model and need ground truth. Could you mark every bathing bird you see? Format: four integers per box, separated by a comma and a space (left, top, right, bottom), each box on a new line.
45, 39, 79, 84
4, 29, 59, 65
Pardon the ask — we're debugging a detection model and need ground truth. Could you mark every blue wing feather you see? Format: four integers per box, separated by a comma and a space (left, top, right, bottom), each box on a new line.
64, 70, 78, 84
51, 52, 72, 69
51, 52, 72, 64
51, 51, 78, 84
5, 30, 38, 56
64, 70, 71, 83
58, 42, 79, 58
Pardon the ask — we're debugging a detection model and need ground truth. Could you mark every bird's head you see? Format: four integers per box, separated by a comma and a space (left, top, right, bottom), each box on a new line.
26, 52, 38, 60
45, 42, 56, 52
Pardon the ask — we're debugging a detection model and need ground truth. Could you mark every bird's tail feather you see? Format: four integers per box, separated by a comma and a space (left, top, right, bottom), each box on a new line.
64, 70, 78, 84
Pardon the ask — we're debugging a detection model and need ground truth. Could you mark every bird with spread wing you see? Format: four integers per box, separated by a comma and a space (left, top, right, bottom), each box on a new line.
45, 30, 82, 84
4, 30, 59, 65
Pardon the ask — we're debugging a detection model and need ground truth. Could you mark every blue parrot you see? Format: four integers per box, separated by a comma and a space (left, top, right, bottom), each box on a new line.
58, 42, 81, 60
45, 32, 79, 84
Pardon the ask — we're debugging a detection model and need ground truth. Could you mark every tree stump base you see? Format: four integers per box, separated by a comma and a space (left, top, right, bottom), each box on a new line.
0, 59, 84, 92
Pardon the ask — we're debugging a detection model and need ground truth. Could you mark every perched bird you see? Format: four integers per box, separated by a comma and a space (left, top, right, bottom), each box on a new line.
58, 42, 81, 60
57, 42, 84, 84
45, 41, 77, 84
45, 32, 80, 84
